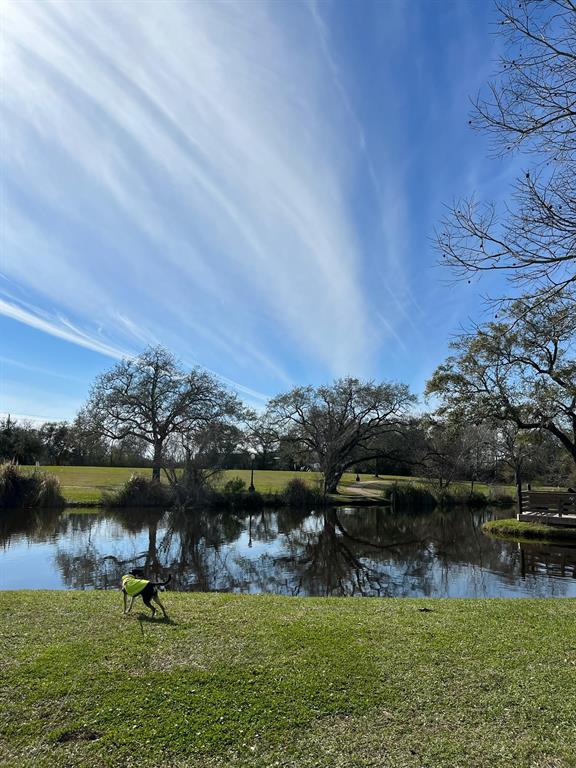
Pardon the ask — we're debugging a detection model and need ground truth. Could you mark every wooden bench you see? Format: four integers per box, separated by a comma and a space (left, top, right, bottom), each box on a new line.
518, 490, 576, 526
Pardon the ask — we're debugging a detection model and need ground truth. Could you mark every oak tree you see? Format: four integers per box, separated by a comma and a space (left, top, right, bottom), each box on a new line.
80, 347, 244, 480
266, 378, 415, 494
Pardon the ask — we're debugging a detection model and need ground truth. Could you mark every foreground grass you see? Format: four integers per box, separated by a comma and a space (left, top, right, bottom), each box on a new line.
0, 593, 575, 768
23, 466, 517, 504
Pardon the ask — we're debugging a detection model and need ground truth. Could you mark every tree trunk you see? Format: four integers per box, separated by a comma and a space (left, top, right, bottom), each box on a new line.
324, 466, 344, 495
152, 441, 162, 482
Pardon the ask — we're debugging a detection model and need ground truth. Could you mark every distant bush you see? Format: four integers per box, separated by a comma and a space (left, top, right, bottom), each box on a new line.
282, 478, 323, 508
435, 488, 488, 508
385, 482, 436, 512
35, 473, 65, 508
103, 475, 174, 508
0, 462, 65, 510
207, 489, 264, 511
487, 486, 515, 507
223, 477, 246, 494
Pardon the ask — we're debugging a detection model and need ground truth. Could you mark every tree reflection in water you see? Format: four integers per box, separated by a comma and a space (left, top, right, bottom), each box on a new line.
1, 505, 575, 596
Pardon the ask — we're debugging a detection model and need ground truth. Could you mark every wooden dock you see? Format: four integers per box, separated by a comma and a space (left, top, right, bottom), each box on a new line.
518, 490, 576, 527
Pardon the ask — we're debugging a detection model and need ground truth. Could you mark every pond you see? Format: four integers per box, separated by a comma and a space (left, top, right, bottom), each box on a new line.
1, 505, 575, 597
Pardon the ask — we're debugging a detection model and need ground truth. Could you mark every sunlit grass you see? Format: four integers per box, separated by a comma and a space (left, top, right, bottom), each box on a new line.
21, 466, 518, 504
0, 592, 574, 768
484, 518, 576, 542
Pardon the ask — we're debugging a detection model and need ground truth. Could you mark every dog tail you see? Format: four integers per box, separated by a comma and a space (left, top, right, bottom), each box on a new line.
155, 575, 172, 588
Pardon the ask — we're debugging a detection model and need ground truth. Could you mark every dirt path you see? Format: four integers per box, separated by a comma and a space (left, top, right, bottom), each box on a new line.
342, 480, 388, 502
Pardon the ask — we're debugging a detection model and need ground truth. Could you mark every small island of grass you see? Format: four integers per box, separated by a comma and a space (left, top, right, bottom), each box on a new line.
483, 518, 576, 542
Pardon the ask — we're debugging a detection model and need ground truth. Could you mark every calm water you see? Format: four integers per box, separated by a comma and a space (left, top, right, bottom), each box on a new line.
1, 505, 575, 597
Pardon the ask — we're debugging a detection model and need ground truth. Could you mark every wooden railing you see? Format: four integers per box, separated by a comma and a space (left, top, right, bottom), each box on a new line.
521, 490, 576, 518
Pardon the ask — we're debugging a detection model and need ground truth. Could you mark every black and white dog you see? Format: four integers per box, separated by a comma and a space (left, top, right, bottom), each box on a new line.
121, 569, 171, 619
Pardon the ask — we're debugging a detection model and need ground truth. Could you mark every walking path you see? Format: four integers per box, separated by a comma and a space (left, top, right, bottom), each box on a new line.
340, 480, 388, 503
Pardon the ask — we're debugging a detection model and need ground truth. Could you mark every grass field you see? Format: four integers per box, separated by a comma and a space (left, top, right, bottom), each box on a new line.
23, 466, 517, 504
24, 467, 327, 502
0, 592, 574, 768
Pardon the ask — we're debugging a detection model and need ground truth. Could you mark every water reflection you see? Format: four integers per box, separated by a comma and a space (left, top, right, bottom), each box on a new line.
1, 505, 575, 597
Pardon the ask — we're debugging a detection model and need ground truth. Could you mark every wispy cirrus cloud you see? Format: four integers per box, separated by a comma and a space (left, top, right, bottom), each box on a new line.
1, 0, 377, 393
0, 296, 128, 359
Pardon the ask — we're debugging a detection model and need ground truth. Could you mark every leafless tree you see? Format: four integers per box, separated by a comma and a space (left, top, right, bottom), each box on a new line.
438, 0, 576, 306
80, 346, 244, 480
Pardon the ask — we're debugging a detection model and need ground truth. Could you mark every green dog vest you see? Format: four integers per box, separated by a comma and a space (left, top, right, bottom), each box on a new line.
122, 574, 148, 597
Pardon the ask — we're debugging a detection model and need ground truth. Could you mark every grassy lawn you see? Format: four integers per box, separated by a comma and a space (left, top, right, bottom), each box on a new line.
24, 467, 327, 502
0, 592, 574, 768
23, 466, 517, 504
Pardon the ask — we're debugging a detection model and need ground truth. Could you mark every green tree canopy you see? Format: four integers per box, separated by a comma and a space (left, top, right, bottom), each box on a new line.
426, 295, 576, 466
266, 378, 416, 494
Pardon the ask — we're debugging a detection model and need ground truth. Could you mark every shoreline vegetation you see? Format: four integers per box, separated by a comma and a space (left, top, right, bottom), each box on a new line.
0, 462, 65, 510
1, 592, 574, 768
0, 463, 519, 512
483, 518, 576, 542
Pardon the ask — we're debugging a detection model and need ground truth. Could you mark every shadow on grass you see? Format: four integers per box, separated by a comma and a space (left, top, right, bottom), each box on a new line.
136, 613, 177, 626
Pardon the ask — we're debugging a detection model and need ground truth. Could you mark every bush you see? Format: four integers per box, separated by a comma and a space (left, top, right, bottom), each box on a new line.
103, 475, 174, 508
34, 474, 65, 508
282, 478, 323, 508
385, 482, 436, 512
0, 462, 65, 509
206, 489, 264, 511
436, 488, 488, 508
487, 486, 515, 507
223, 477, 246, 494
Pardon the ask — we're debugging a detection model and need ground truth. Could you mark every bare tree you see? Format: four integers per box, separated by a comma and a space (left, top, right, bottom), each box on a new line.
79, 347, 244, 480
266, 378, 415, 494
247, 414, 280, 470
438, 0, 576, 305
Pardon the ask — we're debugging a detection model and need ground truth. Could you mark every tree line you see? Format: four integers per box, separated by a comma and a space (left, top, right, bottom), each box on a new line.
2, 343, 573, 493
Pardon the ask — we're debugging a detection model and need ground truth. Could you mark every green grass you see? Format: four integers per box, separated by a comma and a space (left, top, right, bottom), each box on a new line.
23, 466, 518, 504
0, 592, 574, 768
23, 467, 325, 502
483, 518, 576, 542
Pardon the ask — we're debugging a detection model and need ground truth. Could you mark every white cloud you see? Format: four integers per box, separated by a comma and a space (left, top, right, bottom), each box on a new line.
0, 296, 128, 359
1, 0, 376, 383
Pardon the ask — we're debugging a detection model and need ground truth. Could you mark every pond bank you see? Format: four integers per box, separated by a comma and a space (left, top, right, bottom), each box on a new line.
1, 592, 574, 768
483, 518, 576, 542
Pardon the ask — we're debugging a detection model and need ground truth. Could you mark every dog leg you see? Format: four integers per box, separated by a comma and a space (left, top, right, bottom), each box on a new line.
152, 594, 168, 619
126, 596, 136, 614
143, 597, 156, 617
123, 592, 128, 613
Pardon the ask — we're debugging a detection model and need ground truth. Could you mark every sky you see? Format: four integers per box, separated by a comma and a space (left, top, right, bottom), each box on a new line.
0, 0, 521, 423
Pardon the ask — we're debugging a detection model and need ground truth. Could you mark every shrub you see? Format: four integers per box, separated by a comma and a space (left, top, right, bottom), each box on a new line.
34, 474, 65, 508
282, 478, 323, 508
103, 475, 174, 508
436, 488, 488, 508
487, 486, 515, 507
223, 477, 246, 494
385, 482, 436, 512
0, 462, 65, 509
206, 489, 264, 511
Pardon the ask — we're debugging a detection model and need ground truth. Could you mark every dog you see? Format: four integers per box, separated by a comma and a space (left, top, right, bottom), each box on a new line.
121, 569, 171, 619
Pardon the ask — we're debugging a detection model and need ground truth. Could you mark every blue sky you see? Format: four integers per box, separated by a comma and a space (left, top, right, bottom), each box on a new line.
1, 0, 520, 422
